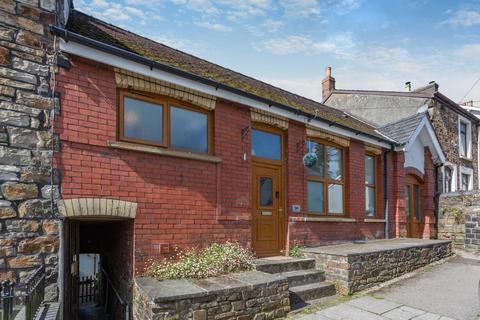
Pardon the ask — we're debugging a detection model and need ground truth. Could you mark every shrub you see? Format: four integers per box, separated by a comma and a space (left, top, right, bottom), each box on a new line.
144, 242, 255, 280
289, 242, 305, 258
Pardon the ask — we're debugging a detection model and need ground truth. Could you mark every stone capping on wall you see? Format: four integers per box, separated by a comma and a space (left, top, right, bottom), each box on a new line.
58, 198, 138, 218
134, 271, 290, 320
303, 239, 452, 295
108, 141, 222, 163
114, 68, 217, 110
251, 109, 289, 130
290, 216, 356, 223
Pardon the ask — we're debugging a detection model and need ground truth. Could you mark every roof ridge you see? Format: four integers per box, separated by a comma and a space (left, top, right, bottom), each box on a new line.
331, 88, 433, 98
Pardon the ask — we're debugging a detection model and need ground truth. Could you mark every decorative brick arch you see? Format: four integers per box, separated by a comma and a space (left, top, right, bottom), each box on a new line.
404, 167, 425, 183
58, 198, 138, 219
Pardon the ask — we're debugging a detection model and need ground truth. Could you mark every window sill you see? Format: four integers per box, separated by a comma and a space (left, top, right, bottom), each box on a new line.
108, 141, 222, 163
364, 218, 386, 223
290, 216, 356, 223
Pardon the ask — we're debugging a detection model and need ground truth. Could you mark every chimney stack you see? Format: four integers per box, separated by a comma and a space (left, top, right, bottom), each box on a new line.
405, 81, 411, 92
322, 66, 336, 99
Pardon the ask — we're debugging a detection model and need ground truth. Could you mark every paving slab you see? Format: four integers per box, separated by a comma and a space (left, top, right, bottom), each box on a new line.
346, 296, 401, 314
316, 304, 385, 320
383, 306, 426, 320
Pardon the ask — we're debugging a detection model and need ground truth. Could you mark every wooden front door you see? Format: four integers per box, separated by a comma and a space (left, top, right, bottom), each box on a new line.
252, 163, 283, 256
251, 124, 285, 257
404, 175, 422, 238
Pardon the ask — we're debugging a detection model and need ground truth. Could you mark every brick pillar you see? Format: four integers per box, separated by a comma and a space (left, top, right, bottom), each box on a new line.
391, 151, 406, 237
0, 0, 61, 301
422, 147, 436, 239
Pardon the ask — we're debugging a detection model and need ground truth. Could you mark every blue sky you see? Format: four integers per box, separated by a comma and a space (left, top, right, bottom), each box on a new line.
75, 0, 480, 105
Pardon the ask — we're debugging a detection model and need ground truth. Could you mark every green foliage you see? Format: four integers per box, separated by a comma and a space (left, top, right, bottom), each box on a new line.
442, 206, 465, 224
144, 242, 255, 280
289, 243, 305, 258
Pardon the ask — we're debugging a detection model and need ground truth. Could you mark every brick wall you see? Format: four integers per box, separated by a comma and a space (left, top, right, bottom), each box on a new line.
55, 57, 251, 273
56, 56, 411, 273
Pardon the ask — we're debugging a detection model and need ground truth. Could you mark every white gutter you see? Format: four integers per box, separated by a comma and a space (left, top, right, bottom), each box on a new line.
59, 39, 391, 149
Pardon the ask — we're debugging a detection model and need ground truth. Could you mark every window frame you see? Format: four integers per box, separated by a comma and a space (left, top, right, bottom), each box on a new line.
441, 163, 456, 193
306, 138, 347, 216
459, 165, 473, 191
458, 115, 472, 160
118, 90, 213, 154
365, 153, 378, 217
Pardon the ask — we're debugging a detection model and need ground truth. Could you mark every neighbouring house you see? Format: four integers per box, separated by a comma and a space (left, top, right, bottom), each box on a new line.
0, 2, 448, 319
323, 68, 480, 195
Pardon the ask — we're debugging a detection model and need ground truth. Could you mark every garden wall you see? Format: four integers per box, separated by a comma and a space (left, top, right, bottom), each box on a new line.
133, 271, 290, 320
438, 192, 480, 253
305, 239, 452, 295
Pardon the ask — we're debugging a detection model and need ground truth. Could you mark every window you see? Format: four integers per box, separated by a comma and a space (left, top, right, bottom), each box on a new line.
252, 129, 282, 160
442, 163, 456, 193
458, 116, 472, 159
119, 91, 211, 153
365, 155, 376, 217
444, 166, 452, 193
459, 166, 473, 191
306, 140, 345, 215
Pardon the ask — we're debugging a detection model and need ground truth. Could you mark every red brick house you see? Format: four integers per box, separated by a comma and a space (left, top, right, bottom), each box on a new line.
48, 10, 446, 319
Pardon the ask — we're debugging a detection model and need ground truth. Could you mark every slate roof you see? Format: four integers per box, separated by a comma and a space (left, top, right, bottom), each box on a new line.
65, 10, 385, 139
378, 112, 426, 145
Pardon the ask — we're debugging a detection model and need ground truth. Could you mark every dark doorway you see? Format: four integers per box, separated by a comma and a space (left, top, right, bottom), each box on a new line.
63, 218, 134, 320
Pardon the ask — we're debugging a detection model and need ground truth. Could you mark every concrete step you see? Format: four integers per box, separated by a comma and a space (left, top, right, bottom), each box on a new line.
255, 257, 316, 274
289, 282, 336, 306
280, 269, 326, 287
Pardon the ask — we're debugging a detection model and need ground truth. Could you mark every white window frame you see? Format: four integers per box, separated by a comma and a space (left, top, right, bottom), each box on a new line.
458, 115, 472, 159
459, 166, 473, 191
441, 163, 456, 193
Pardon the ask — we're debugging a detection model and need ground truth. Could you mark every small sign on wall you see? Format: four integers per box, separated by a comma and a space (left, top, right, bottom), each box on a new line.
292, 204, 301, 213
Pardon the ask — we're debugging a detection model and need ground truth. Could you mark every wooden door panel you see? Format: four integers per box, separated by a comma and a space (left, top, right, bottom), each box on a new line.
252, 164, 283, 256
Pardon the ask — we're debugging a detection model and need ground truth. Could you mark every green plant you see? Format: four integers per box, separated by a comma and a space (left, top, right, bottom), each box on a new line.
289, 243, 305, 258
442, 206, 465, 224
144, 242, 254, 280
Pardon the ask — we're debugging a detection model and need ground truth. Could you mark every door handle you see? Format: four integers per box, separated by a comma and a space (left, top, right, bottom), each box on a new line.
275, 191, 279, 198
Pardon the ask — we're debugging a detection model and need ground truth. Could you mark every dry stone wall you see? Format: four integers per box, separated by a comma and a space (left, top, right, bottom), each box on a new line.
0, 0, 60, 301
439, 192, 480, 253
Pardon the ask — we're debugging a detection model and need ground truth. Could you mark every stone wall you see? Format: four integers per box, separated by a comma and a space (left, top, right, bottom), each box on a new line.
308, 240, 452, 295
0, 0, 61, 301
134, 271, 290, 320
430, 101, 478, 190
439, 192, 480, 253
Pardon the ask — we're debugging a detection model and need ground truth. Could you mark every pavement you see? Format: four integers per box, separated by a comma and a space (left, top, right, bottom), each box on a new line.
295, 252, 480, 320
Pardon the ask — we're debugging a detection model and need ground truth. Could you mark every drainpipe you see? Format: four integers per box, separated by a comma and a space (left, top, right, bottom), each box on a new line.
384, 150, 390, 239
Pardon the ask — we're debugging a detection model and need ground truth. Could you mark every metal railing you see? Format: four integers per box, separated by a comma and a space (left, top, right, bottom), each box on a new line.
24, 265, 45, 320
100, 268, 129, 320
0, 280, 15, 320
0, 266, 45, 320
79, 276, 98, 304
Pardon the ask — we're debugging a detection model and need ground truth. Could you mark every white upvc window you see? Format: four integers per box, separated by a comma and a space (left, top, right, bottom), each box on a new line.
441, 163, 456, 193
459, 166, 473, 191
458, 115, 472, 159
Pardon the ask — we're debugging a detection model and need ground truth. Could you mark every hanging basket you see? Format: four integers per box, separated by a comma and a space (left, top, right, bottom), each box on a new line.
303, 153, 317, 167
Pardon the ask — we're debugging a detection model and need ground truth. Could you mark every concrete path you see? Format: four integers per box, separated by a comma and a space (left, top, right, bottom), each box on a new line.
296, 253, 480, 320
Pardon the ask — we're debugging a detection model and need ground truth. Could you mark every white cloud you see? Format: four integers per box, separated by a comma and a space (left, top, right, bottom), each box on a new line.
455, 43, 480, 59
443, 8, 480, 27
258, 33, 355, 56
280, 0, 321, 17
195, 21, 232, 32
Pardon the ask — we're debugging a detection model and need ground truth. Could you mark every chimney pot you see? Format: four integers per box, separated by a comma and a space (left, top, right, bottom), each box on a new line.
326, 66, 331, 78
405, 81, 411, 92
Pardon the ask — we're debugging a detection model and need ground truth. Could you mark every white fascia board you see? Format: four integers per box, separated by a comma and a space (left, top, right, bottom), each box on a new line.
59, 39, 392, 149
402, 116, 446, 164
